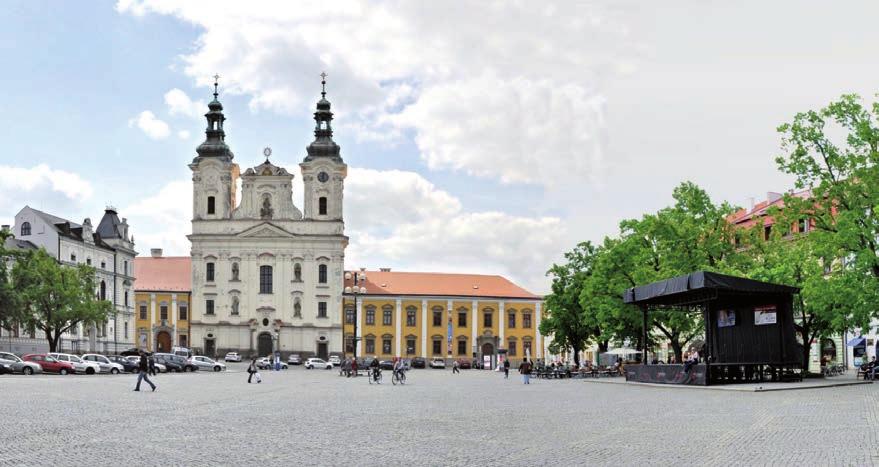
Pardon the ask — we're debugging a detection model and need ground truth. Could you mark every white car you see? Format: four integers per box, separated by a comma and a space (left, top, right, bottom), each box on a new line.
328, 355, 341, 366
224, 352, 242, 362
48, 353, 101, 375
429, 357, 446, 369
189, 356, 227, 372
305, 357, 333, 370
81, 354, 124, 374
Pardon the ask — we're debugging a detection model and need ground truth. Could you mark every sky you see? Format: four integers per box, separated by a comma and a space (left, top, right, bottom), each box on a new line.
2, 0, 879, 294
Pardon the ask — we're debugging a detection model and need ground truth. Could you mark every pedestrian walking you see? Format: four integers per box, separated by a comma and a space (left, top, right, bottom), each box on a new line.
519, 358, 532, 385
247, 358, 262, 384
148, 354, 157, 376
503, 358, 510, 379
452, 360, 460, 374
134, 351, 156, 392
274, 351, 281, 372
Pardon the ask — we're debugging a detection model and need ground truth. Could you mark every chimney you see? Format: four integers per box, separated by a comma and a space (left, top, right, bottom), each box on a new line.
380, 268, 391, 272
151, 248, 163, 258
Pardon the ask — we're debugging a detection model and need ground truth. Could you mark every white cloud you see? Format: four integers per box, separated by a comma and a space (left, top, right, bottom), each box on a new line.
129, 110, 170, 140
122, 180, 191, 256
164, 88, 204, 119
115, 0, 634, 188
0, 164, 94, 227
177, 130, 191, 140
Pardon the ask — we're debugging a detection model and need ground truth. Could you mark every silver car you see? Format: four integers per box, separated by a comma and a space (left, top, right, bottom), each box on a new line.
189, 356, 226, 372
0, 352, 43, 375
48, 353, 100, 375
81, 354, 124, 374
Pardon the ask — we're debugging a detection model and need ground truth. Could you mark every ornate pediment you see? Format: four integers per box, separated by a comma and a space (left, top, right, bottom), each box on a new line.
237, 222, 296, 239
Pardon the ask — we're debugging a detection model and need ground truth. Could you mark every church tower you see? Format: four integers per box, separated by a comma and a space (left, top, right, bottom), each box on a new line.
189, 76, 239, 221
300, 74, 347, 220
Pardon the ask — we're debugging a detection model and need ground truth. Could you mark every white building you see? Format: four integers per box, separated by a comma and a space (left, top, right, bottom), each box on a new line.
188, 78, 347, 359
2, 206, 137, 354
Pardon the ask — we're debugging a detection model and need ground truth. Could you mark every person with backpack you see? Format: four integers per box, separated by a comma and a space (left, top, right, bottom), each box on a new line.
519, 358, 532, 385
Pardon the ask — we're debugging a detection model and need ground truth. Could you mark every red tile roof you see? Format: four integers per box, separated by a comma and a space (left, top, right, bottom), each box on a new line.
345, 270, 542, 300
134, 256, 191, 292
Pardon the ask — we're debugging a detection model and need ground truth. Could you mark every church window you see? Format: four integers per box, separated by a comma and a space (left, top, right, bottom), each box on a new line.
205, 300, 215, 315
382, 307, 392, 325
319, 197, 328, 216
206, 262, 215, 282
259, 266, 273, 294
523, 312, 532, 328
207, 196, 216, 215
318, 301, 327, 318
366, 307, 375, 325
433, 308, 443, 326
124, 291, 128, 307
20, 222, 30, 236
86, 258, 92, 266
458, 310, 467, 328
71, 253, 76, 262
124, 322, 128, 340
318, 264, 328, 284
124, 260, 129, 276
101, 261, 106, 269
406, 307, 417, 326
99, 281, 106, 301
160, 305, 168, 321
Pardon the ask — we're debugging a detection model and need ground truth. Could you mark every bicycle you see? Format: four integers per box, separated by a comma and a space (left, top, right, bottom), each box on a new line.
391, 368, 406, 385
368, 367, 382, 384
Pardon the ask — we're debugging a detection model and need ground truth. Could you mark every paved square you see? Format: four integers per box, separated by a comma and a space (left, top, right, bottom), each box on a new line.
1, 367, 878, 466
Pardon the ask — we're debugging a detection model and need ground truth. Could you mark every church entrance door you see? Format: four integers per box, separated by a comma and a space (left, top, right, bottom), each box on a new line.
156, 332, 171, 353
317, 342, 328, 360
258, 333, 273, 357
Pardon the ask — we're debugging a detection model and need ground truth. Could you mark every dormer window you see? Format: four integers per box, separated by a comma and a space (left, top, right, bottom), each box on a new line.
319, 197, 328, 216
207, 196, 216, 215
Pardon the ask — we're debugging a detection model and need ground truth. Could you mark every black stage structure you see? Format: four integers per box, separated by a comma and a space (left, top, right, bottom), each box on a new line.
622, 271, 801, 385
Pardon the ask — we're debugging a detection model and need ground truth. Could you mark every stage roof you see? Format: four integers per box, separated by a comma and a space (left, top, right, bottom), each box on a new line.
623, 271, 799, 307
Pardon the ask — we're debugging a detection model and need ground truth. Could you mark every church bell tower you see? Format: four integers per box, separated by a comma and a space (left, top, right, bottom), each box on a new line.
300, 73, 347, 221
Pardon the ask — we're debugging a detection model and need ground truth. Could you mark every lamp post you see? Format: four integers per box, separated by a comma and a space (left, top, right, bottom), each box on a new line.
344, 271, 367, 366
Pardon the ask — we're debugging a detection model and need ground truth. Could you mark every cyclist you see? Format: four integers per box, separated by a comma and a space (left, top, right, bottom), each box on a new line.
369, 356, 381, 383
393, 358, 404, 380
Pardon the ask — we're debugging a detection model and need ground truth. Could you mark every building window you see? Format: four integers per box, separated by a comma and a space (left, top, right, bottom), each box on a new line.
319, 197, 328, 215
139, 305, 147, 320
433, 309, 443, 326
71, 253, 77, 262
124, 322, 128, 340
124, 291, 129, 307
406, 307, 416, 326
318, 264, 327, 284
508, 340, 517, 356
508, 312, 516, 328
345, 336, 354, 353
100, 261, 106, 269
381, 307, 392, 326
124, 261, 128, 276
206, 299, 215, 315
523, 312, 532, 328
206, 262, 215, 282
99, 281, 106, 301
764, 225, 772, 241
382, 338, 392, 354
798, 218, 809, 233
207, 196, 216, 215
260, 265, 273, 294
160, 305, 168, 321
457, 339, 467, 356
366, 307, 375, 325
483, 311, 492, 328
86, 258, 92, 266
365, 338, 375, 354
179, 304, 188, 320
523, 339, 532, 356
318, 301, 327, 318
179, 335, 188, 347
458, 311, 467, 328
345, 307, 355, 324
432, 339, 442, 355
20, 222, 30, 236
406, 338, 415, 355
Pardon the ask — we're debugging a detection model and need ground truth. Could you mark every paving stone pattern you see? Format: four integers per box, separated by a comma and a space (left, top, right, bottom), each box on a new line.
1, 366, 878, 466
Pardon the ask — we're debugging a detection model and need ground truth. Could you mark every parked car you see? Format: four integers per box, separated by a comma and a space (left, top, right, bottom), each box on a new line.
305, 357, 333, 370
189, 356, 226, 372
429, 357, 446, 369
411, 357, 426, 369
287, 354, 302, 365
224, 352, 242, 362
172, 347, 192, 358
456, 358, 472, 370
155, 353, 199, 372
0, 361, 12, 375
328, 355, 341, 366
48, 353, 100, 375
256, 357, 289, 370
125, 355, 167, 373
23, 354, 75, 375
81, 354, 124, 374
108, 355, 139, 373
379, 360, 395, 370
0, 352, 43, 375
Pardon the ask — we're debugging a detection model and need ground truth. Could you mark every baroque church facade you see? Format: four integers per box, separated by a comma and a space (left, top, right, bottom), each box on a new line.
188, 79, 347, 359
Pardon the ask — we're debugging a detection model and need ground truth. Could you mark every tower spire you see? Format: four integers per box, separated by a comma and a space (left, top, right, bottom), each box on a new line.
194, 73, 234, 161
213, 73, 220, 99
304, 71, 342, 162
320, 71, 327, 99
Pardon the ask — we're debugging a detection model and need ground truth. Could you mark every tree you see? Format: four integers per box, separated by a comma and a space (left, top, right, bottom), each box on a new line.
12, 249, 113, 352
541, 242, 601, 366
0, 229, 23, 331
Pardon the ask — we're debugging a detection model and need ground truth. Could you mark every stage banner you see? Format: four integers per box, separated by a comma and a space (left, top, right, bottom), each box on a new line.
754, 305, 777, 325
718, 309, 736, 327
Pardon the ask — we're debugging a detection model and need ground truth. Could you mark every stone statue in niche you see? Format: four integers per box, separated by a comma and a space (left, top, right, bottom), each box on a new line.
294, 297, 301, 318
231, 296, 239, 316
231, 262, 239, 281
294, 263, 302, 282
260, 195, 273, 219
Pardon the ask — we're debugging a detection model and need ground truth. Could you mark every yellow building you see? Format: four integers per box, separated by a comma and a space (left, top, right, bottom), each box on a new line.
343, 269, 544, 367
133, 249, 191, 352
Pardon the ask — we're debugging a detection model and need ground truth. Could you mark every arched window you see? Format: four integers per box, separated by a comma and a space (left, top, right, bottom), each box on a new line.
20, 222, 31, 236
318, 197, 328, 216
318, 264, 328, 284
207, 196, 216, 215
259, 265, 273, 294
99, 281, 106, 301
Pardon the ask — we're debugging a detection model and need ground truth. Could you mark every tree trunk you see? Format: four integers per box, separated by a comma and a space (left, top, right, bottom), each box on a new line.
572, 344, 582, 367
598, 341, 609, 353
801, 340, 812, 373
670, 341, 683, 363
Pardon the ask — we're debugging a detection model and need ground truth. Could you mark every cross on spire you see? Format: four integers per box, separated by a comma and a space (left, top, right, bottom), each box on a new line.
320, 72, 327, 98
213, 73, 220, 99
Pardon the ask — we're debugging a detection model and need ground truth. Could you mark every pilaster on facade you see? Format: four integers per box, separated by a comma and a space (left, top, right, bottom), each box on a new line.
395, 298, 402, 358
471, 300, 478, 352
499, 301, 505, 343
535, 302, 543, 358
421, 300, 428, 357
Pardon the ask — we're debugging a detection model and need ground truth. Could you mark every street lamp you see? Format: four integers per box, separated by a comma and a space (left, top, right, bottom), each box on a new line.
344, 271, 367, 366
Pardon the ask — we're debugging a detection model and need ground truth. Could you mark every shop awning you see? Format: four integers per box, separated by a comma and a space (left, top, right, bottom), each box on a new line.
847, 336, 865, 347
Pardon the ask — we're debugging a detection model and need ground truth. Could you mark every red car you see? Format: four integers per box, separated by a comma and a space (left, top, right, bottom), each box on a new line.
23, 354, 75, 375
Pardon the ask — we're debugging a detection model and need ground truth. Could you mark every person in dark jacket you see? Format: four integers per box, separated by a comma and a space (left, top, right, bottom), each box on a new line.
503, 358, 510, 379
519, 358, 532, 385
247, 358, 261, 384
148, 355, 157, 376
134, 352, 156, 392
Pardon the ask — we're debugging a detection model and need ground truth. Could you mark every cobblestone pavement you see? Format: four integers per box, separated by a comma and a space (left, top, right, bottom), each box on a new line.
1, 366, 878, 466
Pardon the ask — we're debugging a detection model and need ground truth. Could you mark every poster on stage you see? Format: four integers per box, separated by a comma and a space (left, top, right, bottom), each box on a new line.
754, 305, 777, 325
717, 309, 736, 328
